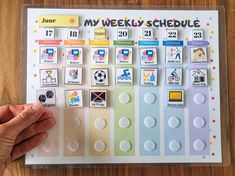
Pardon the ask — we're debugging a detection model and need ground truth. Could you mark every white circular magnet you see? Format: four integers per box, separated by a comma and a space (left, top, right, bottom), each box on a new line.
94, 118, 106, 129
144, 93, 156, 104
169, 140, 181, 152
144, 140, 157, 152
42, 140, 54, 153
193, 93, 206, 105
193, 117, 206, 128
94, 140, 106, 152
144, 116, 156, 128
193, 139, 206, 151
119, 117, 131, 128
119, 92, 131, 104
67, 139, 79, 152
72, 117, 81, 128
168, 116, 180, 128
119, 140, 131, 152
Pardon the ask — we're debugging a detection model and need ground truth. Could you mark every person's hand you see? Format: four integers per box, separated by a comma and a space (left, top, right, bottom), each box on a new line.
0, 103, 55, 175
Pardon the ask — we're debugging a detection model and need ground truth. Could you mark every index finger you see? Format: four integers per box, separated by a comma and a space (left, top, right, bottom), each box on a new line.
0, 104, 26, 123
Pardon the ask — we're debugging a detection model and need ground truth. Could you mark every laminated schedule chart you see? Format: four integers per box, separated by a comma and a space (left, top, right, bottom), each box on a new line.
26, 8, 222, 164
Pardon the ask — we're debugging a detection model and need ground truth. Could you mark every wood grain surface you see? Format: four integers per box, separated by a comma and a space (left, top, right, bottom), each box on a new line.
0, 0, 234, 175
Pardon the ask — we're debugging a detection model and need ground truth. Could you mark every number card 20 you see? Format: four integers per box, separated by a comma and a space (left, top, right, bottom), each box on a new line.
117, 28, 129, 40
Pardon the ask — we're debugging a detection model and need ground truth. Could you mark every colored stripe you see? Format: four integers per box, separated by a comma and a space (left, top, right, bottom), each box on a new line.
64, 108, 84, 156
114, 86, 135, 156
187, 41, 209, 46
163, 40, 183, 46
189, 87, 210, 155
113, 40, 135, 46
164, 91, 185, 155
37, 107, 59, 156
38, 40, 62, 45
138, 40, 159, 46
89, 108, 110, 156
139, 87, 160, 155
88, 40, 110, 46
64, 40, 85, 46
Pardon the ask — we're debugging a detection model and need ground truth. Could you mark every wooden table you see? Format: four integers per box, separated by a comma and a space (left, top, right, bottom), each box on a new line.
0, 0, 234, 175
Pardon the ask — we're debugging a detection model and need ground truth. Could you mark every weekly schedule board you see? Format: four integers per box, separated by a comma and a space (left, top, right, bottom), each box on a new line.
26, 8, 222, 164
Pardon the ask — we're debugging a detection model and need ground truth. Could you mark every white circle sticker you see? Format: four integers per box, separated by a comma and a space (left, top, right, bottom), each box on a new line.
144, 116, 156, 128
144, 140, 157, 152
193, 117, 206, 128
144, 93, 156, 104
94, 118, 106, 129
72, 117, 81, 128
193, 93, 206, 105
193, 139, 206, 151
42, 140, 55, 153
67, 139, 79, 152
119, 117, 131, 128
168, 116, 180, 128
119, 140, 131, 152
119, 92, 131, 104
94, 140, 106, 152
169, 140, 181, 152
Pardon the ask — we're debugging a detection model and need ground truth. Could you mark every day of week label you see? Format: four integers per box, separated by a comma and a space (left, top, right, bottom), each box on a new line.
38, 15, 79, 27
113, 40, 135, 46
163, 40, 183, 46
138, 40, 159, 47
88, 40, 110, 46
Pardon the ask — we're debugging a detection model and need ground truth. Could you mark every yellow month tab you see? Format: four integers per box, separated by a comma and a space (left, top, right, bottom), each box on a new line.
38, 15, 79, 27
94, 28, 106, 39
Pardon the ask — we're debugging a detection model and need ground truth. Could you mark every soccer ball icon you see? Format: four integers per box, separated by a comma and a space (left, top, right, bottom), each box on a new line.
94, 70, 106, 82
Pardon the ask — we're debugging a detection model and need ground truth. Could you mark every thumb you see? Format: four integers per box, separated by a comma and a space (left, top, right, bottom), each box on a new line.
6, 103, 44, 135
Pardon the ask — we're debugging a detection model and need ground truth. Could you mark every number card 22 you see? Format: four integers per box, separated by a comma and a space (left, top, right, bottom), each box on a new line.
166, 29, 178, 40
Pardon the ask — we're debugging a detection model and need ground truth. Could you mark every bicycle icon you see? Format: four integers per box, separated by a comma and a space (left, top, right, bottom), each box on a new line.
168, 75, 180, 81
168, 69, 180, 81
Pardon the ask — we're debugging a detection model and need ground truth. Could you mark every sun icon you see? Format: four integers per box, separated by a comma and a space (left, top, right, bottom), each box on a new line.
70, 18, 75, 23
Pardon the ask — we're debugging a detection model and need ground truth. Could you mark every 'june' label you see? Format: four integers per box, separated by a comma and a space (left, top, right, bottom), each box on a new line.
38, 16, 79, 27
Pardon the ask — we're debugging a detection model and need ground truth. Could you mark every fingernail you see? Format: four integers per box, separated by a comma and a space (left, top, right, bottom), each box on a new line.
32, 103, 43, 112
